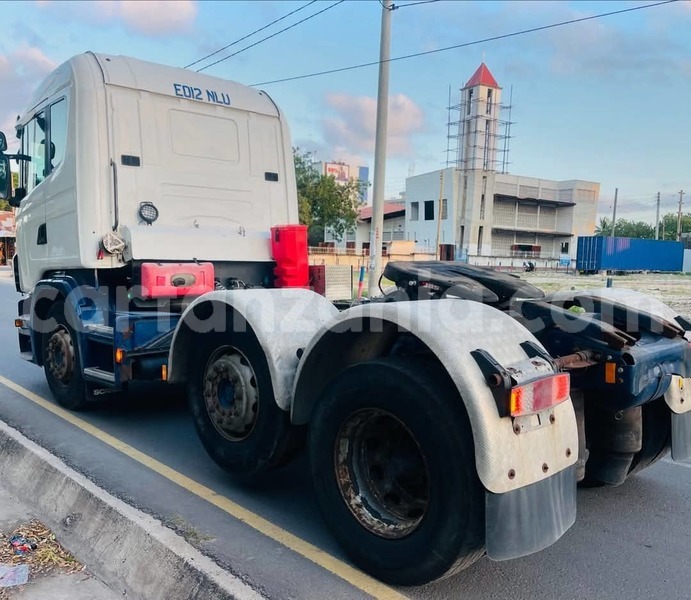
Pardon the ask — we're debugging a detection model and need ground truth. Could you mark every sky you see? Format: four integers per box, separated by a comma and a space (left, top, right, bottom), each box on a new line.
1, 0, 690, 225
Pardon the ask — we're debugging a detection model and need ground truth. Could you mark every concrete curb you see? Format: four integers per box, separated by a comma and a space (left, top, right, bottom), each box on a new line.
0, 419, 265, 600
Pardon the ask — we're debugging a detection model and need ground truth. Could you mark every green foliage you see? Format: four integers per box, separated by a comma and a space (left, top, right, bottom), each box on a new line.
293, 147, 366, 246
595, 213, 691, 240
659, 212, 691, 241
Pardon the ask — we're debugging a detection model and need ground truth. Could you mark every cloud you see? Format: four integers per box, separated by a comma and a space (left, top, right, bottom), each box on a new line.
37, 0, 198, 36
321, 92, 425, 159
543, 13, 688, 83
119, 0, 197, 36
0, 45, 57, 150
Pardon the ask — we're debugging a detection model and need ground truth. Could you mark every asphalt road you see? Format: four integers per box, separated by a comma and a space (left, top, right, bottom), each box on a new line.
0, 273, 690, 600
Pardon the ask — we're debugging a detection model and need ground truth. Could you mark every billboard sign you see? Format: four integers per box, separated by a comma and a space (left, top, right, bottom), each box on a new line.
325, 162, 350, 183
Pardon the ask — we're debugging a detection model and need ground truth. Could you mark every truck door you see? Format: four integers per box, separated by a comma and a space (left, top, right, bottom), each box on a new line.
16, 110, 48, 286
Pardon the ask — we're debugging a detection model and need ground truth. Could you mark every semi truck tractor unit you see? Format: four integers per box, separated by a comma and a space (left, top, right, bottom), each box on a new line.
0, 52, 686, 586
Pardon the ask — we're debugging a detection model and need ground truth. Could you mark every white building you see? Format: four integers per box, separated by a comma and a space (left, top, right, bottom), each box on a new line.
324, 201, 405, 254
404, 64, 599, 265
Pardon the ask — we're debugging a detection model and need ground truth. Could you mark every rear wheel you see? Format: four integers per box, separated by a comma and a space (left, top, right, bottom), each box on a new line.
187, 331, 302, 477
309, 356, 484, 586
42, 302, 89, 411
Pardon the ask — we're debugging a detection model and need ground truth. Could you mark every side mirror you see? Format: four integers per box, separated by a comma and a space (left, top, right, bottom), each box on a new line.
0, 155, 10, 200
0, 132, 6, 153
8, 187, 25, 208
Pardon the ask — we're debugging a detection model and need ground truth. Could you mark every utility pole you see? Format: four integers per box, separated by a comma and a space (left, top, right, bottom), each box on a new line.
677, 190, 685, 242
655, 191, 661, 240
610, 187, 618, 237
368, 0, 392, 298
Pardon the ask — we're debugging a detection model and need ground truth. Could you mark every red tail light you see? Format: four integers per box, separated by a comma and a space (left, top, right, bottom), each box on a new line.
509, 373, 570, 417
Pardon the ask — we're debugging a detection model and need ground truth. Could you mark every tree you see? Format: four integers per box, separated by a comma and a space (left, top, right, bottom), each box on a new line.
659, 212, 691, 241
595, 217, 612, 236
594, 217, 654, 239
293, 148, 366, 246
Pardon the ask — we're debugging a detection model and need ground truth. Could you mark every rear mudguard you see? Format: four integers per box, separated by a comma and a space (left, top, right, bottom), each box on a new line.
167, 288, 338, 411
292, 299, 578, 495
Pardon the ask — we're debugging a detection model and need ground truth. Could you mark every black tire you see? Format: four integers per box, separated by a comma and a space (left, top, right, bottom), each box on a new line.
628, 398, 671, 476
187, 331, 302, 477
42, 301, 89, 411
309, 356, 485, 586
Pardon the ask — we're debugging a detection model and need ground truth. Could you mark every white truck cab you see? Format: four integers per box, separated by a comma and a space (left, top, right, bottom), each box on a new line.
10, 52, 297, 291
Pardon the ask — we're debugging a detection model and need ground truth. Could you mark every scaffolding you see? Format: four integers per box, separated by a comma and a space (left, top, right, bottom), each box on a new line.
445, 84, 514, 173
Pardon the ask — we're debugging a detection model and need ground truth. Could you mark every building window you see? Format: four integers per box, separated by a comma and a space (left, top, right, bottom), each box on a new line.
480, 194, 485, 219
478, 226, 484, 253
424, 200, 434, 221
561, 242, 569, 254
441, 198, 448, 220
486, 89, 493, 114
410, 202, 419, 221
467, 89, 474, 115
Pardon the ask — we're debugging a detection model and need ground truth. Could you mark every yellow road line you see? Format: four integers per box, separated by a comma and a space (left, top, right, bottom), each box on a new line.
0, 375, 407, 600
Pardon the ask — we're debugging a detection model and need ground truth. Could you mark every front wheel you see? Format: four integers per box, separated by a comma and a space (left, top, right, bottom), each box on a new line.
309, 356, 485, 586
42, 301, 89, 411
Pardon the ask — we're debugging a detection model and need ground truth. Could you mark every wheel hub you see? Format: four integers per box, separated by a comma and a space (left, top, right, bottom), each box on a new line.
203, 352, 258, 441
335, 408, 429, 539
46, 327, 75, 384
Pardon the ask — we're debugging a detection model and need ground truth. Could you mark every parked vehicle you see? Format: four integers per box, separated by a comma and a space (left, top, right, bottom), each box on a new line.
0, 52, 633, 586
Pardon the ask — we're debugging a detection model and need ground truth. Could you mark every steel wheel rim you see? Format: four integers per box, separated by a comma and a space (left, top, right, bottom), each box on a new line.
203, 349, 259, 442
46, 326, 75, 385
334, 408, 429, 539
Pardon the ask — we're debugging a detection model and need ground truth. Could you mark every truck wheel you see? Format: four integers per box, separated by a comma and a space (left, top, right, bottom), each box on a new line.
628, 398, 671, 476
42, 302, 89, 411
187, 332, 301, 477
309, 356, 485, 586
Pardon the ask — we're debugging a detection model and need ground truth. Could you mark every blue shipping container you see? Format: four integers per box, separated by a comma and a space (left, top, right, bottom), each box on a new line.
576, 236, 684, 272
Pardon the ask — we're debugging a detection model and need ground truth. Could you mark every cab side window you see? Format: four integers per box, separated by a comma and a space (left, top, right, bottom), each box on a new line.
18, 98, 68, 194
48, 99, 67, 172
23, 112, 46, 193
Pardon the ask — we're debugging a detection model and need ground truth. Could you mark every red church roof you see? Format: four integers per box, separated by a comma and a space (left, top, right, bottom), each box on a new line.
464, 63, 500, 89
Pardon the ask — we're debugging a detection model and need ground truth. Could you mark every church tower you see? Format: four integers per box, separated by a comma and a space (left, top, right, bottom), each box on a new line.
459, 63, 501, 172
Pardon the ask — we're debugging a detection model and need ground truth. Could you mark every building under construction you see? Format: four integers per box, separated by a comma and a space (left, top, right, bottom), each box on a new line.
404, 63, 600, 265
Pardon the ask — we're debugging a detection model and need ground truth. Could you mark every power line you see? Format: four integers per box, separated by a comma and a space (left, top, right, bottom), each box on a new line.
197, 0, 345, 73
185, 1, 317, 69
251, 0, 677, 86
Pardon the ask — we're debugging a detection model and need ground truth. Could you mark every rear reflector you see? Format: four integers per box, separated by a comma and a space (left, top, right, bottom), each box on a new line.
510, 373, 570, 417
